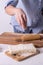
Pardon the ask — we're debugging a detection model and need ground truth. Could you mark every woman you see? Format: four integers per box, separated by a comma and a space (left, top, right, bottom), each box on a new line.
4, 0, 43, 33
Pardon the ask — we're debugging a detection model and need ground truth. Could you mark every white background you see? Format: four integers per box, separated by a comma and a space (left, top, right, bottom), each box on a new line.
0, 0, 13, 34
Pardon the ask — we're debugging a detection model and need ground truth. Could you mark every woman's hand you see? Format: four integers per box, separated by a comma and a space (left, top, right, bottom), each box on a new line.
15, 8, 27, 29
5, 5, 27, 29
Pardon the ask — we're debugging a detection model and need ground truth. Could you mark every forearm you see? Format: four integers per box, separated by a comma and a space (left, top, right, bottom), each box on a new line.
5, 5, 17, 16
5, 2, 27, 29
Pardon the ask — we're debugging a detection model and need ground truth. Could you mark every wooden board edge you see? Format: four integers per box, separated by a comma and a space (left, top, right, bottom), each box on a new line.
4, 50, 40, 61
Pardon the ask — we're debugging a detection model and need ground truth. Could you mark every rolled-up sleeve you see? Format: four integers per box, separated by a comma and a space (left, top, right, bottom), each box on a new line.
4, 0, 18, 8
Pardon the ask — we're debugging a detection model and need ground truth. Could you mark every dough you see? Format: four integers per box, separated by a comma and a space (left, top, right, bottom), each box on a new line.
8, 44, 37, 54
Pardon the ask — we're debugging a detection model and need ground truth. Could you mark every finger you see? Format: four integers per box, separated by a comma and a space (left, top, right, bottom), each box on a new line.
23, 14, 27, 23
21, 15, 27, 29
23, 14, 27, 28
16, 16, 22, 26
20, 15, 26, 29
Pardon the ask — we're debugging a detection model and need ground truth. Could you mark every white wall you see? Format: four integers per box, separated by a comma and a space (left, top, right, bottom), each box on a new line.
0, 0, 13, 34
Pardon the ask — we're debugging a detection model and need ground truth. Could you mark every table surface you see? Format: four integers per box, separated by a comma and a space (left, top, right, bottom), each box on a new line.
0, 44, 43, 65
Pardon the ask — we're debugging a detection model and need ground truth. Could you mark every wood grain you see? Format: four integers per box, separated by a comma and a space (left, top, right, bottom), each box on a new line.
0, 32, 43, 48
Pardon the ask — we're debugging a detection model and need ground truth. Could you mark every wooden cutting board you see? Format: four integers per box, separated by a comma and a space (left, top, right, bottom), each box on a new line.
0, 32, 43, 47
5, 50, 40, 61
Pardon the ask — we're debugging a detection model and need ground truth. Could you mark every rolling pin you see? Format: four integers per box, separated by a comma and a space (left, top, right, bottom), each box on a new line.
0, 32, 43, 47
0, 32, 41, 41
21, 34, 41, 41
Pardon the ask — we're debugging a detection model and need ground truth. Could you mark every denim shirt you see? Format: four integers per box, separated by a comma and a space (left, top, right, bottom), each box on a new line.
4, 0, 43, 33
